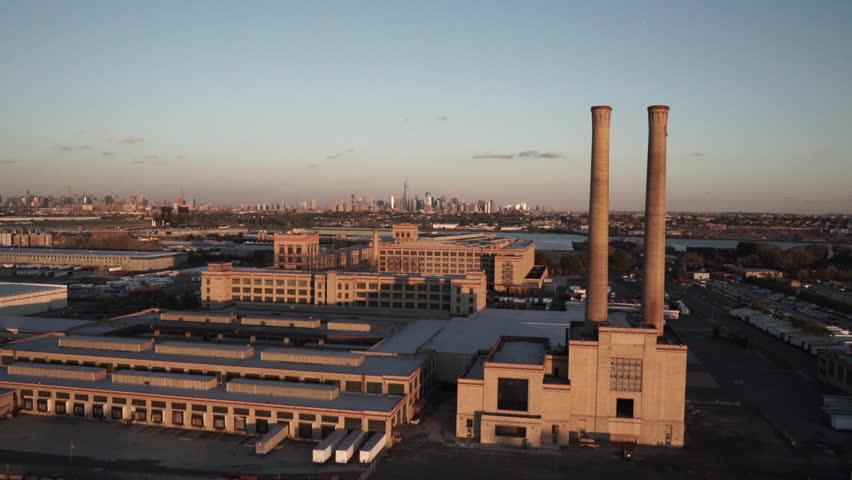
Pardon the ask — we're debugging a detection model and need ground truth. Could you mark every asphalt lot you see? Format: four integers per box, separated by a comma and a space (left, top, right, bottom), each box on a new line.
0, 415, 366, 479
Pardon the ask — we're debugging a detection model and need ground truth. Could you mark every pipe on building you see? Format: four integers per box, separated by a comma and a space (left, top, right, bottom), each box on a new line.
642, 105, 669, 332
586, 106, 612, 328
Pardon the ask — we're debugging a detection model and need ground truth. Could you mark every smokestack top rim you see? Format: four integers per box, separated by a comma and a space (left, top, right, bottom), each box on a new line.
647, 105, 670, 111
591, 105, 613, 111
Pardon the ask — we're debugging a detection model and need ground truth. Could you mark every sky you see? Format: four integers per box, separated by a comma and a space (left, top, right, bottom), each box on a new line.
0, 1, 850, 213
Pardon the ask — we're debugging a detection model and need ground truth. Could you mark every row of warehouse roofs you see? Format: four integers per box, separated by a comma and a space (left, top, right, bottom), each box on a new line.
57, 335, 366, 366
157, 311, 372, 332
0, 366, 402, 413
7, 362, 341, 400
2, 334, 426, 378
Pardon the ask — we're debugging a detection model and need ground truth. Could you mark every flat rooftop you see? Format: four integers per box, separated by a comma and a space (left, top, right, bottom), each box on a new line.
490, 340, 545, 365
0, 283, 67, 297
0, 248, 183, 258
227, 267, 469, 280
3, 336, 427, 378
0, 315, 92, 333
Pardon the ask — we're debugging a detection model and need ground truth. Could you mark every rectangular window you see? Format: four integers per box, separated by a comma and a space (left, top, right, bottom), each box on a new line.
367, 419, 385, 432
55, 401, 67, 414
191, 414, 204, 427
388, 383, 405, 396
233, 408, 249, 416
73, 403, 85, 417
212, 406, 228, 414
56, 392, 70, 400
254, 410, 271, 418
213, 415, 226, 429
134, 409, 147, 422
277, 411, 293, 420
111, 406, 124, 420
37, 399, 48, 412
610, 358, 643, 392
37, 391, 52, 398
152, 410, 163, 423
616, 398, 635, 419
344, 417, 362, 430
299, 413, 316, 422
132, 399, 147, 407
366, 382, 383, 394
234, 416, 247, 431
171, 402, 186, 410
321, 415, 338, 424
151, 401, 166, 408
495, 425, 527, 438
112, 397, 127, 405
92, 404, 104, 418
191, 404, 207, 412
93, 395, 108, 403
74, 394, 89, 401
497, 378, 529, 412
172, 411, 184, 425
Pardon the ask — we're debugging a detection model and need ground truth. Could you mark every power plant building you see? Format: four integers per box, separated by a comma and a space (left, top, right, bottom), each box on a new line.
455, 105, 687, 448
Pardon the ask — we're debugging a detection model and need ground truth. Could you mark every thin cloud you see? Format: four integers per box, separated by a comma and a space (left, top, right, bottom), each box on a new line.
308, 163, 320, 168
130, 159, 146, 165
535, 152, 563, 158
79, 145, 91, 150
56, 146, 73, 151
519, 150, 540, 157
120, 137, 144, 144
102, 152, 114, 156
473, 153, 514, 159
176, 154, 187, 159
0, 159, 15, 165
144, 155, 160, 160
691, 152, 703, 157
325, 153, 342, 160
437, 115, 448, 121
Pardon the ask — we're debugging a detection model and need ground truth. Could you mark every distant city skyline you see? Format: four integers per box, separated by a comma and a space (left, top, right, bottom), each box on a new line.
1, 1, 850, 213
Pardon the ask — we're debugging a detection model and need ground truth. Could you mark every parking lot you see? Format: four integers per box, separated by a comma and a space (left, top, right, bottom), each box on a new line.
0, 415, 366, 478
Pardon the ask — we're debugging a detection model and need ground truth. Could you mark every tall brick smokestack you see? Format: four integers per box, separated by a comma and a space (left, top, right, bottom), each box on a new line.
586, 106, 612, 328
642, 105, 669, 332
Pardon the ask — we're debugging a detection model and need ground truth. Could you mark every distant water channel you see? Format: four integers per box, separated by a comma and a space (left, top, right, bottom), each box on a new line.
456, 231, 823, 252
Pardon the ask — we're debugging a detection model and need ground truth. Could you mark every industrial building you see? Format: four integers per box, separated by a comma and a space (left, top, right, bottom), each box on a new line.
0, 282, 68, 315
0, 248, 187, 272
0, 309, 433, 447
201, 262, 487, 316
453, 105, 687, 448
273, 226, 547, 292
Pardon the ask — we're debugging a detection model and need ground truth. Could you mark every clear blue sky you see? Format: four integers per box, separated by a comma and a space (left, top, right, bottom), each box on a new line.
1, 0, 850, 213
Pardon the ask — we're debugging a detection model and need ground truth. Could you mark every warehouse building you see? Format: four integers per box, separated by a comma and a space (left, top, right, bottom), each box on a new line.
0, 282, 67, 315
201, 262, 487, 316
0, 322, 433, 446
0, 248, 187, 272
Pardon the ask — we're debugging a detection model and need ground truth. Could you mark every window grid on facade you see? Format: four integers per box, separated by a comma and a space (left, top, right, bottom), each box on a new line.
610, 358, 642, 392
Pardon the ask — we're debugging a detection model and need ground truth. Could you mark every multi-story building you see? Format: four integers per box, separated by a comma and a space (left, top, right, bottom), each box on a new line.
273, 232, 373, 271
270, 226, 546, 292
376, 225, 543, 292
0, 282, 68, 315
0, 248, 186, 272
202, 262, 487, 316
